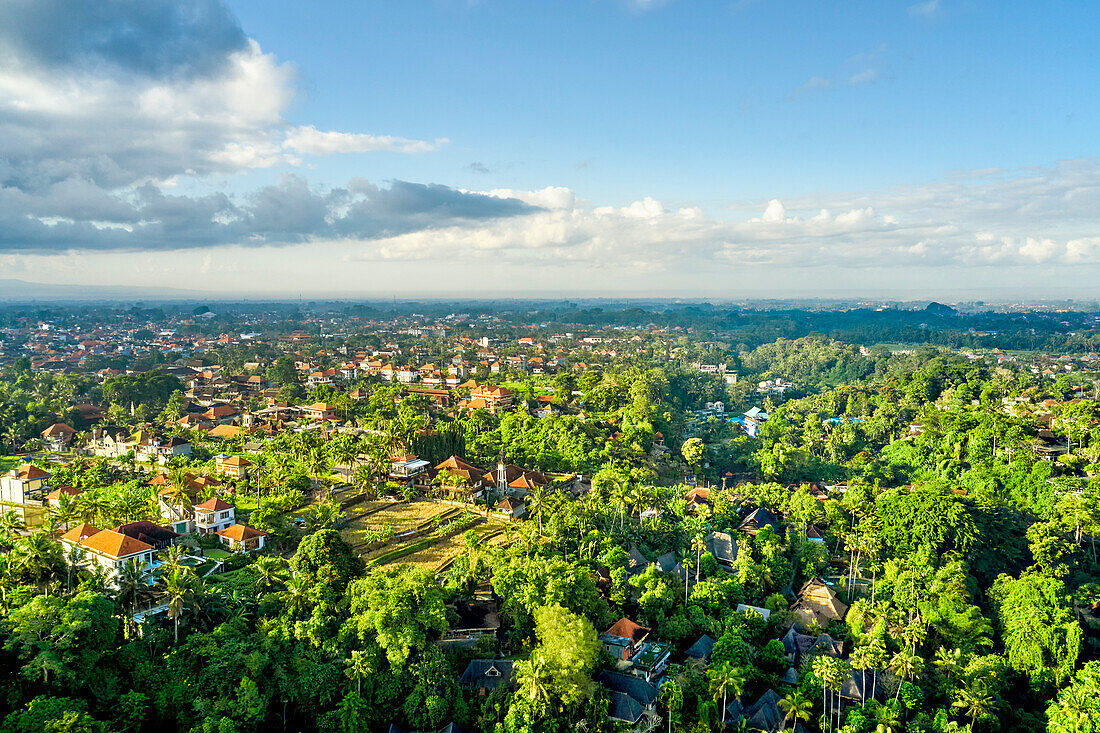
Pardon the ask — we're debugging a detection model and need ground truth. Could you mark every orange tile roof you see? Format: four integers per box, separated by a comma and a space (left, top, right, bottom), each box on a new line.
195, 498, 234, 512
10, 464, 49, 480
216, 523, 266, 541
61, 523, 100, 544
80, 529, 153, 558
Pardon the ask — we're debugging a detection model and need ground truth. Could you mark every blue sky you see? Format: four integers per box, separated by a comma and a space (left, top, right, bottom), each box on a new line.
0, 0, 1098, 296
229, 0, 1097, 203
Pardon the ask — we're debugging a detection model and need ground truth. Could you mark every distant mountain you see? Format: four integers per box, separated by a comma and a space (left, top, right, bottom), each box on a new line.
924, 301, 959, 316
0, 278, 204, 302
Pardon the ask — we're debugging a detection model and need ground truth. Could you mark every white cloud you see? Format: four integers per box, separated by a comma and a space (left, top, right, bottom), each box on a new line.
908, 0, 941, 17
283, 126, 445, 156
848, 68, 879, 86
331, 159, 1100, 275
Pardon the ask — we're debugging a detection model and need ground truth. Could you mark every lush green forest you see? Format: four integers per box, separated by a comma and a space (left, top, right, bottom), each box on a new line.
0, 304, 1099, 733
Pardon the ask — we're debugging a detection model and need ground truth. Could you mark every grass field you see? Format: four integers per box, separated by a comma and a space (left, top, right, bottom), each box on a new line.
0, 456, 24, 473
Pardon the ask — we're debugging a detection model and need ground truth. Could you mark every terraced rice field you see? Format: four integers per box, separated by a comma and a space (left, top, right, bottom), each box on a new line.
393, 519, 513, 570
340, 500, 453, 547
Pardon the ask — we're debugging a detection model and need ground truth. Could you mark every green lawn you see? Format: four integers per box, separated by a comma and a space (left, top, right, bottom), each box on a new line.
0, 456, 22, 472
205, 549, 232, 561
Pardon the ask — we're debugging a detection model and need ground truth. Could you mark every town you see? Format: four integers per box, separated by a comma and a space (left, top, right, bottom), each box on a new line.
0, 299, 1097, 732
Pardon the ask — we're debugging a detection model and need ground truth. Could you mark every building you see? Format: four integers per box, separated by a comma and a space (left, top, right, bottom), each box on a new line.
600, 617, 650, 662
301, 402, 338, 421
214, 454, 251, 479
459, 660, 515, 695
40, 423, 77, 451
0, 464, 50, 504
60, 525, 155, 583
791, 579, 850, 629
192, 498, 236, 535
389, 454, 429, 480
216, 523, 267, 551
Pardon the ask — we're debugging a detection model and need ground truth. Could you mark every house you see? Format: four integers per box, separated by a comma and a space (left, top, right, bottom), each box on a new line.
60, 525, 155, 583
389, 454, 429, 480
807, 525, 826, 544
46, 484, 83, 508
791, 579, 849, 629
726, 689, 783, 733
459, 660, 515, 695
597, 670, 657, 726
738, 506, 781, 535
150, 435, 192, 464
216, 523, 267, 551
781, 628, 844, 665
684, 634, 716, 663
202, 404, 240, 425
493, 497, 526, 520
600, 617, 650, 663
0, 464, 50, 504
214, 454, 250, 479
192, 498, 235, 535
684, 486, 712, 511
736, 603, 772, 620
301, 402, 338, 421
40, 423, 77, 451
707, 530, 738, 567
434, 456, 488, 499
207, 424, 242, 440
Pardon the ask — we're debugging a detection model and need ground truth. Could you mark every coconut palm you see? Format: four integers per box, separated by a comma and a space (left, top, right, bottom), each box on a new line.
889, 649, 922, 705
516, 652, 553, 714
953, 685, 992, 729
0, 510, 26, 541
344, 649, 376, 695
115, 557, 150, 635
252, 555, 288, 594
850, 644, 875, 706
779, 688, 813, 731
13, 531, 62, 594
659, 678, 684, 733
162, 566, 195, 643
708, 662, 747, 725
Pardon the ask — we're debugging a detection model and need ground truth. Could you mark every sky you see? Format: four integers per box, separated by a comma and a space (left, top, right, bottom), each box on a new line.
0, 0, 1098, 298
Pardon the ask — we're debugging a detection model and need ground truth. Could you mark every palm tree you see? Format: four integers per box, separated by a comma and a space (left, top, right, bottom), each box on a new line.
527, 485, 548, 537
0, 510, 26, 541
54, 492, 80, 530
659, 678, 683, 733
825, 657, 852, 733
849, 644, 874, 706
779, 689, 813, 731
13, 532, 62, 595
867, 639, 887, 701
708, 662, 747, 726
516, 652, 553, 714
115, 557, 149, 635
953, 685, 992, 729
281, 573, 310, 619
252, 555, 288, 594
163, 567, 194, 643
889, 650, 922, 705
812, 656, 833, 732
344, 649, 376, 695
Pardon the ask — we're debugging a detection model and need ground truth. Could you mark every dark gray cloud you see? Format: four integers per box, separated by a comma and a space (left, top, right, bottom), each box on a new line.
0, 177, 542, 252
0, 0, 247, 79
